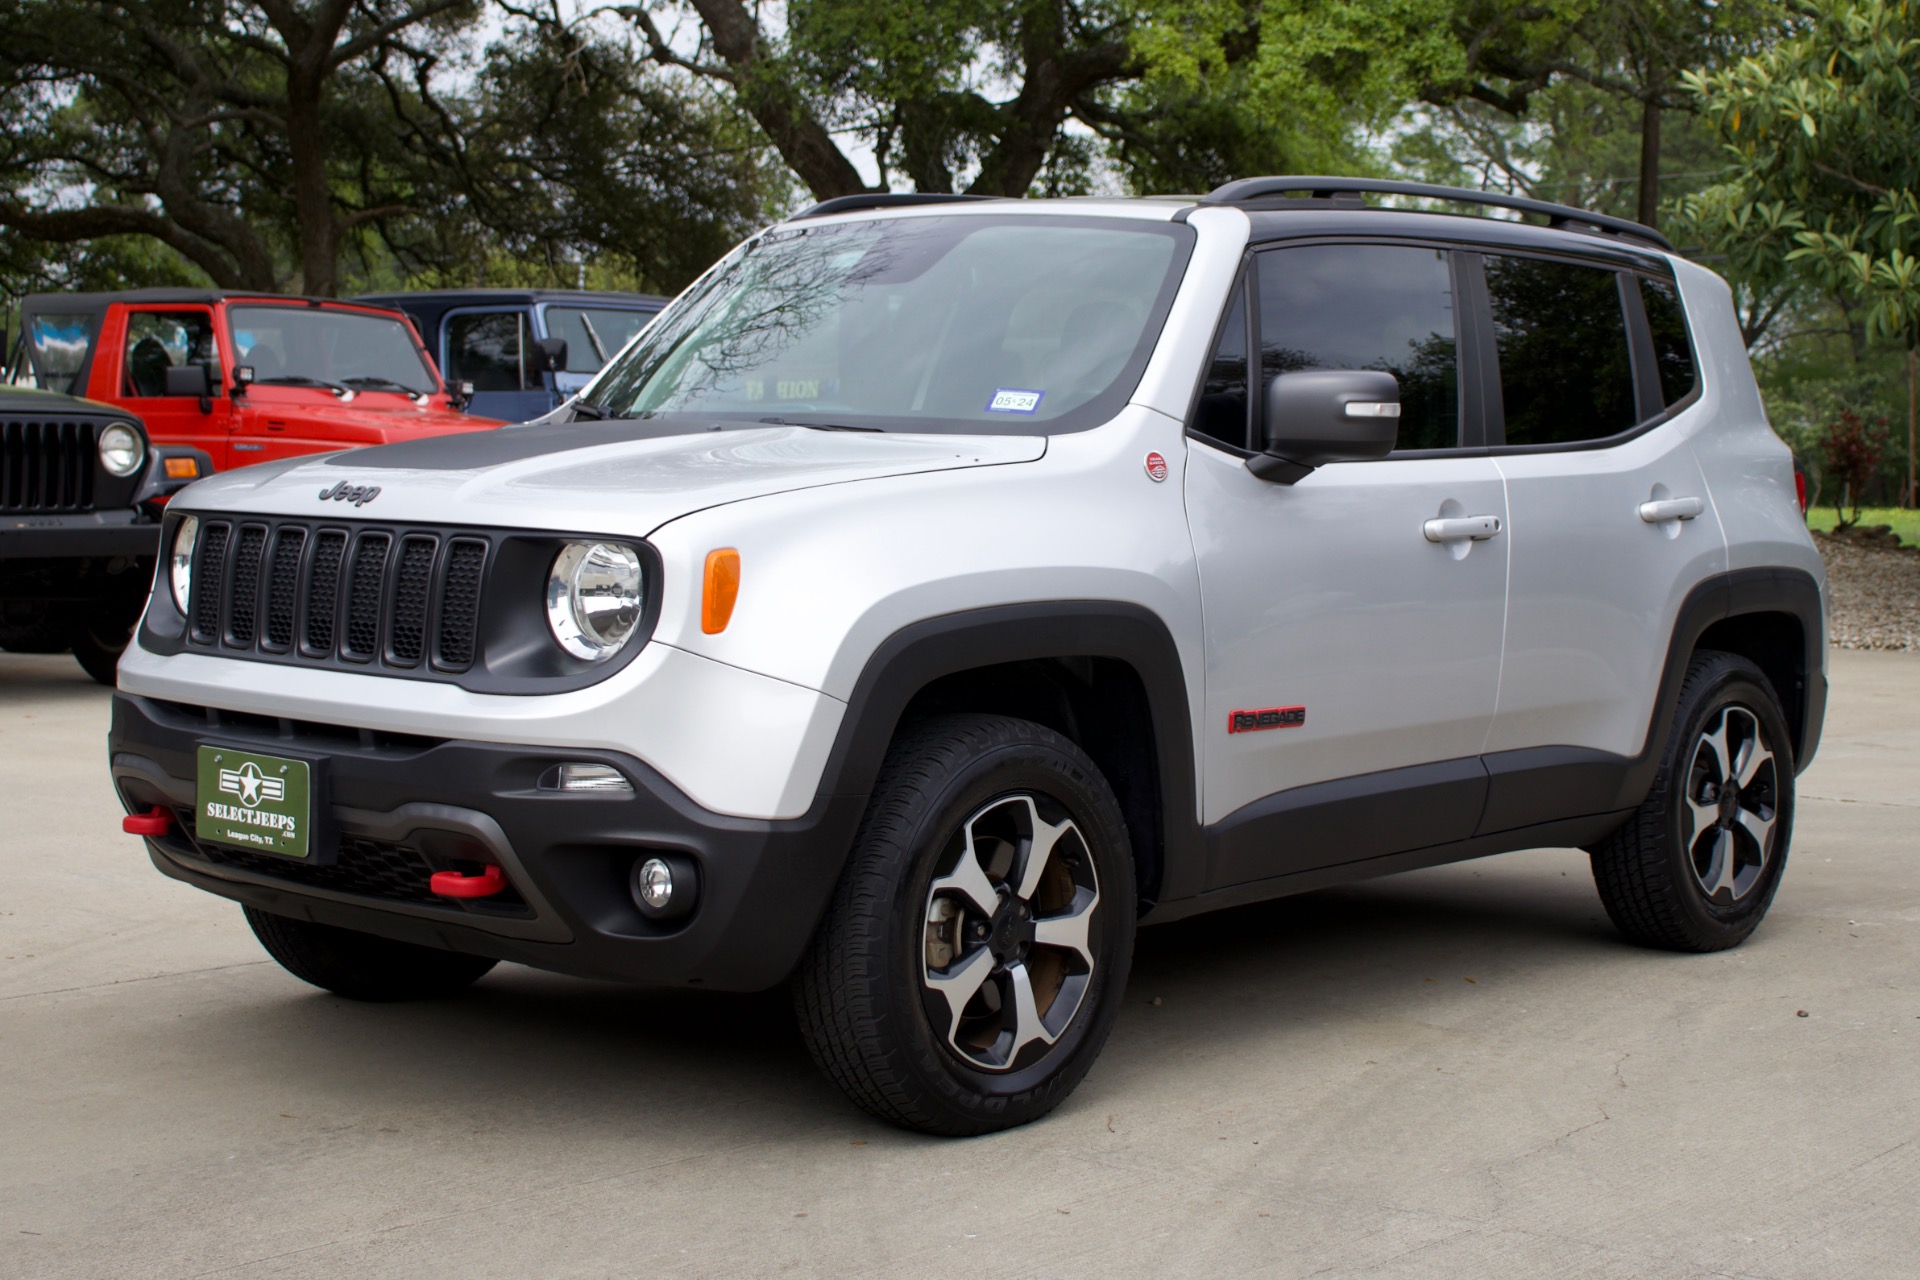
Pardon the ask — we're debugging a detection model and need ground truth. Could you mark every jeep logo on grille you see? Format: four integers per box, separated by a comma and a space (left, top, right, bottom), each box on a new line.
317, 481, 381, 507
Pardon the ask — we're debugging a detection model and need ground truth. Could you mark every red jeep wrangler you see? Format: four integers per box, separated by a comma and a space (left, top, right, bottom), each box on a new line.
8, 289, 505, 469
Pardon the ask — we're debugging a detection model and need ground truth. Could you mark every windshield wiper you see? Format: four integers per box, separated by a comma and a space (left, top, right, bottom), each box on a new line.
258, 374, 355, 399
580, 314, 609, 363
758, 416, 881, 432
570, 400, 612, 421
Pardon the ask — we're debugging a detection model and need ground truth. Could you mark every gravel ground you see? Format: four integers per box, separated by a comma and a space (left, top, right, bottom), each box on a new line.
1816, 530, 1920, 650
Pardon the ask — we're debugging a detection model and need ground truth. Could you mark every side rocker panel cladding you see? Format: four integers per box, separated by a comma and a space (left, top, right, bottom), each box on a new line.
1482, 564, 1824, 829
1173, 565, 1823, 916
811, 602, 1204, 906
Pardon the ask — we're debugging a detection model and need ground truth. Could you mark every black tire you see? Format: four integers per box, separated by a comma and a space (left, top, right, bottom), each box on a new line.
68, 615, 134, 686
0, 601, 68, 654
1589, 651, 1795, 952
794, 714, 1136, 1136
244, 906, 497, 1001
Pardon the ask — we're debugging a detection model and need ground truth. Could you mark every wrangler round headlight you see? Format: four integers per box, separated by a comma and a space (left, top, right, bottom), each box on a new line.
546, 542, 644, 660
169, 516, 198, 615
99, 423, 145, 477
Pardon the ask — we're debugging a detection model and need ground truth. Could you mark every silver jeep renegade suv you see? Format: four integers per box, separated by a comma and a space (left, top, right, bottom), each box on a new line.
109, 177, 1827, 1135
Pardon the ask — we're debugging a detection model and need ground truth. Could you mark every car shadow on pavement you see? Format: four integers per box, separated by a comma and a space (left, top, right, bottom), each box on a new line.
0, 651, 104, 700
168, 853, 1632, 1137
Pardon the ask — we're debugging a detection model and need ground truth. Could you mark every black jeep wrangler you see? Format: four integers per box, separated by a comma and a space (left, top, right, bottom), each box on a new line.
1, 388, 209, 683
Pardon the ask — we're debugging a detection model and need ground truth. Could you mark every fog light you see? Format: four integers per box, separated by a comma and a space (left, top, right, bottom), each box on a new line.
630, 854, 697, 920
541, 762, 633, 793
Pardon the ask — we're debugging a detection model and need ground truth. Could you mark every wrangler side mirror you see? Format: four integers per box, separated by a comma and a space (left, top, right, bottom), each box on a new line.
1247, 370, 1401, 484
164, 363, 211, 398
163, 363, 213, 413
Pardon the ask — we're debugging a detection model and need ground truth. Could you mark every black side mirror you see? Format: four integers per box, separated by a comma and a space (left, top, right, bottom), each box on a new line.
531, 337, 568, 374
1247, 370, 1401, 484
163, 363, 213, 413
164, 363, 210, 397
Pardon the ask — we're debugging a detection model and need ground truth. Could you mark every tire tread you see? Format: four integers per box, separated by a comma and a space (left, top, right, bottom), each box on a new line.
1589, 650, 1793, 953
793, 714, 1131, 1135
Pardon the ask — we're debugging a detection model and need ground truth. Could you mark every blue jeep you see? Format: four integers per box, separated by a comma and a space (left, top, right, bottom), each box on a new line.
353, 289, 666, 422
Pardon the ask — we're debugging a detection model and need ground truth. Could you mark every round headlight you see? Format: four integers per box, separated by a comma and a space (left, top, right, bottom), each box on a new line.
99, 423, 146, 477
546, 542, 644, 660
169, 516, 198, 615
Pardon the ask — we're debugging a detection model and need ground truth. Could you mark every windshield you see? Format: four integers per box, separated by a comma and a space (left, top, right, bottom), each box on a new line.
230, 305, 437, 395
543, 305, 658, 373
580, 215, 1191, 432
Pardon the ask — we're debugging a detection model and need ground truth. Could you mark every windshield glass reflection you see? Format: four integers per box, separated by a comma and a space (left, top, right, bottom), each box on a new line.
581, 216, 1189, 433
230, 306, 437, 395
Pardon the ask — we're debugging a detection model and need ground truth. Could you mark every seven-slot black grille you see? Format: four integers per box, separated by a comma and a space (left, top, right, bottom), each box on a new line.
1, 418, 99, 513
188, 518, 489, 675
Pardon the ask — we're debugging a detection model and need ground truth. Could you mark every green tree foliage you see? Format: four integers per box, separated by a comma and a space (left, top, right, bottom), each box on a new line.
377, 7, 786, 292
0, 0, 491, 296
628, 0, 1140, 197
1394, 0, 1782, 228
0, 0, 782, 299
624, 0, 1472, 199
1681, 0, 1920, 503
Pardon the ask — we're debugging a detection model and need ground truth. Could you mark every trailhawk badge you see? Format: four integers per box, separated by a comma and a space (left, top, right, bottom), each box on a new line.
196, 746, 312, 859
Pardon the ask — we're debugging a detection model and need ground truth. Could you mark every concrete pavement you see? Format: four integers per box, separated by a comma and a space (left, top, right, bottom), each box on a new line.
1, 650, 1915, 1278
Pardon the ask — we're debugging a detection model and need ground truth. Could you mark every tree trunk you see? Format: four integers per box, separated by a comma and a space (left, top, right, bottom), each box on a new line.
1907, 346, 1916, 509
1637, 89, 1661, 229
685, 0, 869, 200
285, 66, 339, 296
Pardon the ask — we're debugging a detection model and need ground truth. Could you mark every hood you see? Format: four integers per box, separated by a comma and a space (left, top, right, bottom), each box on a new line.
244, 392, 501, 440
172, 421, 1046, 534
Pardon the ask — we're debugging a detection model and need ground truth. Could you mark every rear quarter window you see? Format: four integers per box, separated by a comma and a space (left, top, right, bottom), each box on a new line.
1638, 276, 1698, 408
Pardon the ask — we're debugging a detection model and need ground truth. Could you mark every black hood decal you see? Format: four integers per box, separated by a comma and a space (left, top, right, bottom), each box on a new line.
321, 419, 746, 471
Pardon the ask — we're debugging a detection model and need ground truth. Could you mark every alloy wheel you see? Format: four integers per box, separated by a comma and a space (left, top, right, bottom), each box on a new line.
920, 793, 1101, 1072
1683, 704, 1779, 904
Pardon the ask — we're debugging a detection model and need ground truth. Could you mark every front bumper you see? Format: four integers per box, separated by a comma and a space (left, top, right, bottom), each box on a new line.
108, 693, 865, 991
1, 509, 159, 560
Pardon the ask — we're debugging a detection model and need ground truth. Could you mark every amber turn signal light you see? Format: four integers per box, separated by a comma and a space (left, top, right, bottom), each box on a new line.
164, 457, 201, 479
702, 549, 741, 634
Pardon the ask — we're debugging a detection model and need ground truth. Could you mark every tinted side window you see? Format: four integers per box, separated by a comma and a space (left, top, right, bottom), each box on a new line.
1486, 256, 1636, 446
124, 311, 221, 397
447, 311, 527, 392
1192, 282, 1249, 449
1638, 277, 1697, 407
1256, 245, 1461, 451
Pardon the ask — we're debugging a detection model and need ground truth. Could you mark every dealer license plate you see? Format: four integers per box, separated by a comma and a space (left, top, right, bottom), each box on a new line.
195, 746, 312, 859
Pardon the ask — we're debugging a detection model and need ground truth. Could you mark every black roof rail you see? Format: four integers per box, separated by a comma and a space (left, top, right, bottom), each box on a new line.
788, 193, 1000, 221
1199, 176, 1675, 253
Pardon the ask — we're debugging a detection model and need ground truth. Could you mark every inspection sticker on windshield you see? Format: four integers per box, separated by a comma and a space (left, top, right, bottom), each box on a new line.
986, 388, 1044, 414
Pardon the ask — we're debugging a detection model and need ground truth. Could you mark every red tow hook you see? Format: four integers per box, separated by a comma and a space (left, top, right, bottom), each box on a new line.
429, 865, 509, 899
122, 807, 176, 837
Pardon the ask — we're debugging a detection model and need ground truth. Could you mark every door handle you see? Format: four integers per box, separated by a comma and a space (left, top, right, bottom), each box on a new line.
1638, 496, 1704, 523
1423, 514, 1503, 543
